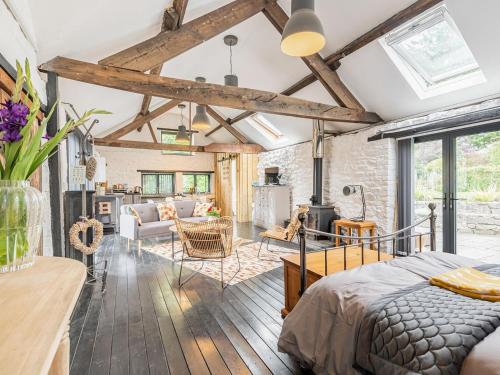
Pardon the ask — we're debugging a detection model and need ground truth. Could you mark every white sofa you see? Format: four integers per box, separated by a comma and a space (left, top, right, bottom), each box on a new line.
119, 200, 208, 240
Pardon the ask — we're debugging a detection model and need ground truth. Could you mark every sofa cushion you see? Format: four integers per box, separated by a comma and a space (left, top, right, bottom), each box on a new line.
127, 203, 159, 223
174, 200, 196, 218
138, 220, 175, 238
157, 202, 177, 221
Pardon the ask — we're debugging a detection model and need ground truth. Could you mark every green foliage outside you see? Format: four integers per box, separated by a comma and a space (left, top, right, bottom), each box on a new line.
415, 131, 500, 202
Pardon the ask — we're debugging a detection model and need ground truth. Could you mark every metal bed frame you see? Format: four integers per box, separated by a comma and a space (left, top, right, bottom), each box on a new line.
296, 203, 437, 296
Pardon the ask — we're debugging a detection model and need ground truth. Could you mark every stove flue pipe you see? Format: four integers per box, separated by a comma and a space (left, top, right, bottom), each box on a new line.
311, 119, 325, 206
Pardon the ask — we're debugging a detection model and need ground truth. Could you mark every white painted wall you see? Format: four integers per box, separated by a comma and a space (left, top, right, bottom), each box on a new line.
95, 146, 215, 193
0, 0, 46, 101
257, 124, 397, 235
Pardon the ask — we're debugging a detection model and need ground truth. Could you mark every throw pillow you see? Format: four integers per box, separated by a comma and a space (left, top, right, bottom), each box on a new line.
157, 202, 177, 221
128, 206, 142, 226
193, 202, 213, 217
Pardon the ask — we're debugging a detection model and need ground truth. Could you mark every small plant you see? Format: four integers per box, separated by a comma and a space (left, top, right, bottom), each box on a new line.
207, 206, 222, 218
0, 60, 109, 180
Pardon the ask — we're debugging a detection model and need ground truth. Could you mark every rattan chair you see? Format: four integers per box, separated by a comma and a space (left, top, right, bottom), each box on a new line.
258, 206, 309, 257
175, 216, 241, 288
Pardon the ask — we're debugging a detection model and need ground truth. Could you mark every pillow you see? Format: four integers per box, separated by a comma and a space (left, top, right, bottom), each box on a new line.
165, 197, 174, 202
127, 206, 142, 226
157, 202, 177, 221
193, 202, 213, 217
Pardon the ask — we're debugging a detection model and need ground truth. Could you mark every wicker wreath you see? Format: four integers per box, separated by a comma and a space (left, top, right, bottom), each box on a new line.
86, 156, 97, 180
69, 218, 104, 255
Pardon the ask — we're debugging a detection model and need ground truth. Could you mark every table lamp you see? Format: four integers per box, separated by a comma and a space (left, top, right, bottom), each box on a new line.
343, 184, 366, 222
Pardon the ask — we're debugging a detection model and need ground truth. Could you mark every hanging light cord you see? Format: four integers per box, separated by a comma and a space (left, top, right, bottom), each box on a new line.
229, 43, 233, 75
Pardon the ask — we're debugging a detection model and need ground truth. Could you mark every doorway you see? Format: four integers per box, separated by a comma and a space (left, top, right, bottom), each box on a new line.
412, 127, 500, 260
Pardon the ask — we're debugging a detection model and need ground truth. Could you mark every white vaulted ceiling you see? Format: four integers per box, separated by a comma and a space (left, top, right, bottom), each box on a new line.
25, 0, 500, 149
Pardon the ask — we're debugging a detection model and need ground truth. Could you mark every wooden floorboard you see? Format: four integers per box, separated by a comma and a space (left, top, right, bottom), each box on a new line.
69, 226, 304, 375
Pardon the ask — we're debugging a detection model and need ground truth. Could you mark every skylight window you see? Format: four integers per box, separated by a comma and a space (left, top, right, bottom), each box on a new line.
246, 114, 284, 141
380, 5, 485, 99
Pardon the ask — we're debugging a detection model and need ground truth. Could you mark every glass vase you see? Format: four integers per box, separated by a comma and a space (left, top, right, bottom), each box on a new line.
0, 180, 43, 273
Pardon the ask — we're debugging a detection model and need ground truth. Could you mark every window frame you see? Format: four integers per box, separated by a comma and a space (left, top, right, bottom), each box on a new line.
160, 129, 193, 156
182, 172, 211, 194
380, 5, 485, 99
141, 172, 175, 196
246, 114, 284, 142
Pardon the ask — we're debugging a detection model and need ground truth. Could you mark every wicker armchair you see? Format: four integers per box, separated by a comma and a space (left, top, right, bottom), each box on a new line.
258, 206, 309, 257
175, 216, 241, 288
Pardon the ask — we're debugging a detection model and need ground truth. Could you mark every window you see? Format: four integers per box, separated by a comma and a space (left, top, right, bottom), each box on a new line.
183, 173, 211, 193
246, 114, 284, 141
160, 129, 192, 155
141, 173, 174, 195
380, 5, 485, 99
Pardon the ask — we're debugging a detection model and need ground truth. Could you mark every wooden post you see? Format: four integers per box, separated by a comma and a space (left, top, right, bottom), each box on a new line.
429, 202, 436, 252
298, 213, 307, 296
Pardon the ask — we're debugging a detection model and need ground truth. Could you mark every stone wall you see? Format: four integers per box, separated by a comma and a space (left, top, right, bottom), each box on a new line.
416, 201, 500, 235
257, 126, 398, 235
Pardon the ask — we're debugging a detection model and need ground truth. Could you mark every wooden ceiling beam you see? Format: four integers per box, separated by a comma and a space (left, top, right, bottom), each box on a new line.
262, 2, 364, 111
103, 99, 181, 140
39, 57, 381, 124
137, 2, 189, 131
98, 0, 269, 72
93, 138, 263, 154
205, 106, 248, 143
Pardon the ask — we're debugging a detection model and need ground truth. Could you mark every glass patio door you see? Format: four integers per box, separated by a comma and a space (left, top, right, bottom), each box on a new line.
455, 131, 500, 261
413, 139, 445, 252
413, 127, 500, 257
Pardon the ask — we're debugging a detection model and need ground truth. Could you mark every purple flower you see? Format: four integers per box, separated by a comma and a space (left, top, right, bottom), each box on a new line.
0, 100, 29, 143
42, 133, 53, 140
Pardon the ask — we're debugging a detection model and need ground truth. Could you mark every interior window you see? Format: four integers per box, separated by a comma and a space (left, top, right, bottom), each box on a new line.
183, 173, 211, 193
160, 129, 192, 155
141, 173, 174, 195
246, 114, 284, 141
380, 5, 485, 99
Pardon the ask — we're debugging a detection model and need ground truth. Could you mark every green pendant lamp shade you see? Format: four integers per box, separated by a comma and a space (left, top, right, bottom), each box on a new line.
281, 0, 326, 57
175, 104, 190, 142
192, 77, 211, 130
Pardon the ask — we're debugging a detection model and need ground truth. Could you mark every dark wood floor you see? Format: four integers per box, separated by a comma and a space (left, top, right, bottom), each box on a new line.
69, 223, 305, 375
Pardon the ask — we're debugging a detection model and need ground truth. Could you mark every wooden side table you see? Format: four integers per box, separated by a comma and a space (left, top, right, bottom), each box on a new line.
334, 219, 377, 249
0, 256, 86, 375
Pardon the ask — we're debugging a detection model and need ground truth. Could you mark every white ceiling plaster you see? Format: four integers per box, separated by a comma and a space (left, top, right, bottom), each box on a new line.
26, 0, 500, 150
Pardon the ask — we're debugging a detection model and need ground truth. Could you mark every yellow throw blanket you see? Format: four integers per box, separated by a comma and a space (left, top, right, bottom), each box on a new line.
430, 267, 500, 302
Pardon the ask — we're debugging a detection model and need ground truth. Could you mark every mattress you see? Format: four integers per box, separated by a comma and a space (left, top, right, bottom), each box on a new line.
278, 252, 500, 375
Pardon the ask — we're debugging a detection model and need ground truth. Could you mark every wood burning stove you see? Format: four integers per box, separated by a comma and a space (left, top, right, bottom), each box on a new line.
305, 120, 340, 240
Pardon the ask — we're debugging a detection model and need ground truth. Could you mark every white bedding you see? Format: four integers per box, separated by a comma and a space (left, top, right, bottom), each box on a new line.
278, 252, 500, 375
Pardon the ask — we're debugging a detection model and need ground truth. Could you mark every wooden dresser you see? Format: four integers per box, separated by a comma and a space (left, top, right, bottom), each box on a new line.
281, 248, 393, 317
0, 257, 86, 375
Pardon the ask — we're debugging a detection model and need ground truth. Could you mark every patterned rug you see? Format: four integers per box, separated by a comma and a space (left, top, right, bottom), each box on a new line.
143, 238, 298, 285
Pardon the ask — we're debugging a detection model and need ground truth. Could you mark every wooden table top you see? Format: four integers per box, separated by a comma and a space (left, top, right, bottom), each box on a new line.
0, 256, 86, 375
334, 219, 376, 228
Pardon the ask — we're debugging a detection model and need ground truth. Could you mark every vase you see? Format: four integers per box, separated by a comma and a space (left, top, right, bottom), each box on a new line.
0, 180, 43, 273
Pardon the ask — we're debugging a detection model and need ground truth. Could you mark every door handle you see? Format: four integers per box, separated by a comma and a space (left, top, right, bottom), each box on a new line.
449, 193, 465, 210
433, 193, 447, 209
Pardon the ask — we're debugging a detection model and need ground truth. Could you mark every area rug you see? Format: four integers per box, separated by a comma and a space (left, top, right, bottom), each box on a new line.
143, 238, 297, 285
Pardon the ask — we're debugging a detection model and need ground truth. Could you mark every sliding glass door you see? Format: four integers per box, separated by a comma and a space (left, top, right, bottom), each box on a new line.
412, 126, 500, 258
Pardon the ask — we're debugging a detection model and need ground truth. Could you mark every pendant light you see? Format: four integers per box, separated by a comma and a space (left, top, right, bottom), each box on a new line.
223, 35, 238, 87
281, 0, 326, 57
175, 104, 190, 142
192, 77, 211, 130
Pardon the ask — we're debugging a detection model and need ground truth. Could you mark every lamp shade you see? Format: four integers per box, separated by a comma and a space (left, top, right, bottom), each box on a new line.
343, 185, 357, 196
192, 105, 211, 130
175, 125, 190, 142
281, 0, 325, 57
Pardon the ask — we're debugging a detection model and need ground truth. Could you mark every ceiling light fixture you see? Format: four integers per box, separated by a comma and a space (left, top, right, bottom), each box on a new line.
281, 0, 326, 57
175, 103, 190, 142
223, 34, 239, 87
192, 77, 211, 130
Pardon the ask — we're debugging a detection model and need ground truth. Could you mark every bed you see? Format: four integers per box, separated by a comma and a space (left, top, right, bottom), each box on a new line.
278, 252, 500, 375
